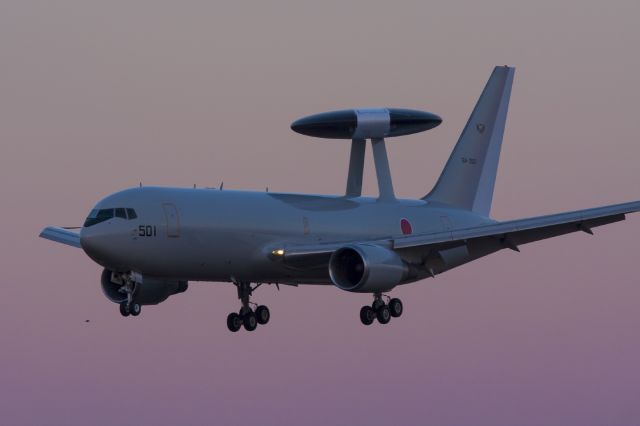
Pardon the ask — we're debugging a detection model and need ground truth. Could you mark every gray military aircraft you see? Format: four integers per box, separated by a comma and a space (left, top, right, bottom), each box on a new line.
41, 66, 640, 332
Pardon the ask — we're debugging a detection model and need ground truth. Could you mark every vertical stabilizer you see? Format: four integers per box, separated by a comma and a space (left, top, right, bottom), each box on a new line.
424, 66, 514, 217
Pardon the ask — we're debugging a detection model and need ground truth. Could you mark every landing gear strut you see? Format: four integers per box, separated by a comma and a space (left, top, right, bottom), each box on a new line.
360, 293, 402, 326
118, 276, 142, 318
227, 281, 270, 332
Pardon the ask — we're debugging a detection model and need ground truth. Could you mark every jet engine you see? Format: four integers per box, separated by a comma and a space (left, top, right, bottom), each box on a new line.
100, 269, 188, 305
328, 244, 408, 293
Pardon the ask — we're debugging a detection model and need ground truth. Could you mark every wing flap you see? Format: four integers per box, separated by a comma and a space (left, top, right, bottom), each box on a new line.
39, 226, 81, 248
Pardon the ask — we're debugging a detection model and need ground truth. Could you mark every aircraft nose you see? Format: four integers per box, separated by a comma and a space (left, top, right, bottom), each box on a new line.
80, 225, 129, 269
80, 227, 108, 262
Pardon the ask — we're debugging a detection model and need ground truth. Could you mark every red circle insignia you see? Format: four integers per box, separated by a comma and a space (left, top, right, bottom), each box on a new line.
400, 218, 412, 235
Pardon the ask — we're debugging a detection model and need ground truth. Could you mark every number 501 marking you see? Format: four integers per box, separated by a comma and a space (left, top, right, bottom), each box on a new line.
138, 225, 157, 237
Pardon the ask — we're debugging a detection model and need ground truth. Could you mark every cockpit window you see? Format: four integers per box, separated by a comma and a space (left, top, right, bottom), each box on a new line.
97, 209, 114, 220
84, 207, 138, 227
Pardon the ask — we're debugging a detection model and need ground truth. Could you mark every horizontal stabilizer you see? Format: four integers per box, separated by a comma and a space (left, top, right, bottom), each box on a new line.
40, 226, 81, 248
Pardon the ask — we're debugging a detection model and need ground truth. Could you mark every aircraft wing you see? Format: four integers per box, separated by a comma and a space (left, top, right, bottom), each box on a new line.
39, 226, 81, 248
279, 200, 640, 267
394, 200, 640, 250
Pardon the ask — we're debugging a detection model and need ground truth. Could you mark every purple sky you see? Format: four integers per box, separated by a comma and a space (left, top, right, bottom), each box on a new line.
2, 1, 640, 425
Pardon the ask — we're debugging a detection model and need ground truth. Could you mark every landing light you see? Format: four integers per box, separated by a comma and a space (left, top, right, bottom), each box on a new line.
272, 249, 285, 257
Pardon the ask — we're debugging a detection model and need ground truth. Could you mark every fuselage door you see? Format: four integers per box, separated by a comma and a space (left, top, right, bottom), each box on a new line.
162, 203, 180, 238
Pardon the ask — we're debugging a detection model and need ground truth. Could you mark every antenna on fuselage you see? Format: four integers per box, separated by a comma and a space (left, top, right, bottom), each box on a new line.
291, 108, 441, 200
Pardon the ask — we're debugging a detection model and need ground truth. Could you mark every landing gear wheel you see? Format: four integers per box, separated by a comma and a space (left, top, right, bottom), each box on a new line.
119, 303, 130, 317
360, 306, 375, 325
255, 305, 270, 325
243, 311, 258, 331
230, 281, 270, 332
129, 303, 141, 317
389, 298, 403, 318
227, 312, 242, 332
376, 305, 391, 324
372, 298, 384, 311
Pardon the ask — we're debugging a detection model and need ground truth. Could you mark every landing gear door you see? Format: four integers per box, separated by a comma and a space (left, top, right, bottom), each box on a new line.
162, 203, 180, 238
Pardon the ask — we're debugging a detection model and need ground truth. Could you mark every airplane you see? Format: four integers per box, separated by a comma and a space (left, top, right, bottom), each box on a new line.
40, 66, 640, 332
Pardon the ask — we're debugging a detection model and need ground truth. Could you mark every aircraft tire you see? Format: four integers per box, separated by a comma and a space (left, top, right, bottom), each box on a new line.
227, 312, 242, 332
119, 303, 130, 317
389, 298, 403, 318
372, 298, 384, 311
376, 305, 391, 324
243, 311, 258, 331
130, 303, 141, 317
256, 305, 270, 325
360, 306, 375, 325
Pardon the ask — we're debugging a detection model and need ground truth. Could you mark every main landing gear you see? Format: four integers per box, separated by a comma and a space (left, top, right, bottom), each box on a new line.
226, 281, 271, 332
118, 278, 142, 318
360, 293, 403, 326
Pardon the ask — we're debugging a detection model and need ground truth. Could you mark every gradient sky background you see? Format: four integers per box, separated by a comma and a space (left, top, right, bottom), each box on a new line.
2, 1, 640, 425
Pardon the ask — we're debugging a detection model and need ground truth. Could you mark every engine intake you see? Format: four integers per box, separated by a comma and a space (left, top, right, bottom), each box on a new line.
329, 244, 407, 292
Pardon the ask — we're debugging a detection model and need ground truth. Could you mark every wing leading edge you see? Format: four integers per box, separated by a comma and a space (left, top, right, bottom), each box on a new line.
40, 226, 81, 248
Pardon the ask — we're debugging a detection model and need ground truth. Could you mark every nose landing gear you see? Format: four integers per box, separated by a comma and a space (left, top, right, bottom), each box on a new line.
118, 277, 142, 318
227, 281, 271, 332
119, 301, 141, 317
360, 293, 403, 326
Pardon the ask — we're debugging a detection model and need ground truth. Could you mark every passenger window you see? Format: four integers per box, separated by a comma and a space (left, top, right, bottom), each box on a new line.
115, 208, 127, 219
126, 208, 137, 220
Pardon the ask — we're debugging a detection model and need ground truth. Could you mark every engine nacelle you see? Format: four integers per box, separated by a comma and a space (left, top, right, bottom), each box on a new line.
328, 244, 407, 293
100, 269, 188, 305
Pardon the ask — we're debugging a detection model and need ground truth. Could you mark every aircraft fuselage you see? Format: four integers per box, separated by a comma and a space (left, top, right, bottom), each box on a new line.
80, 186, 493, 284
